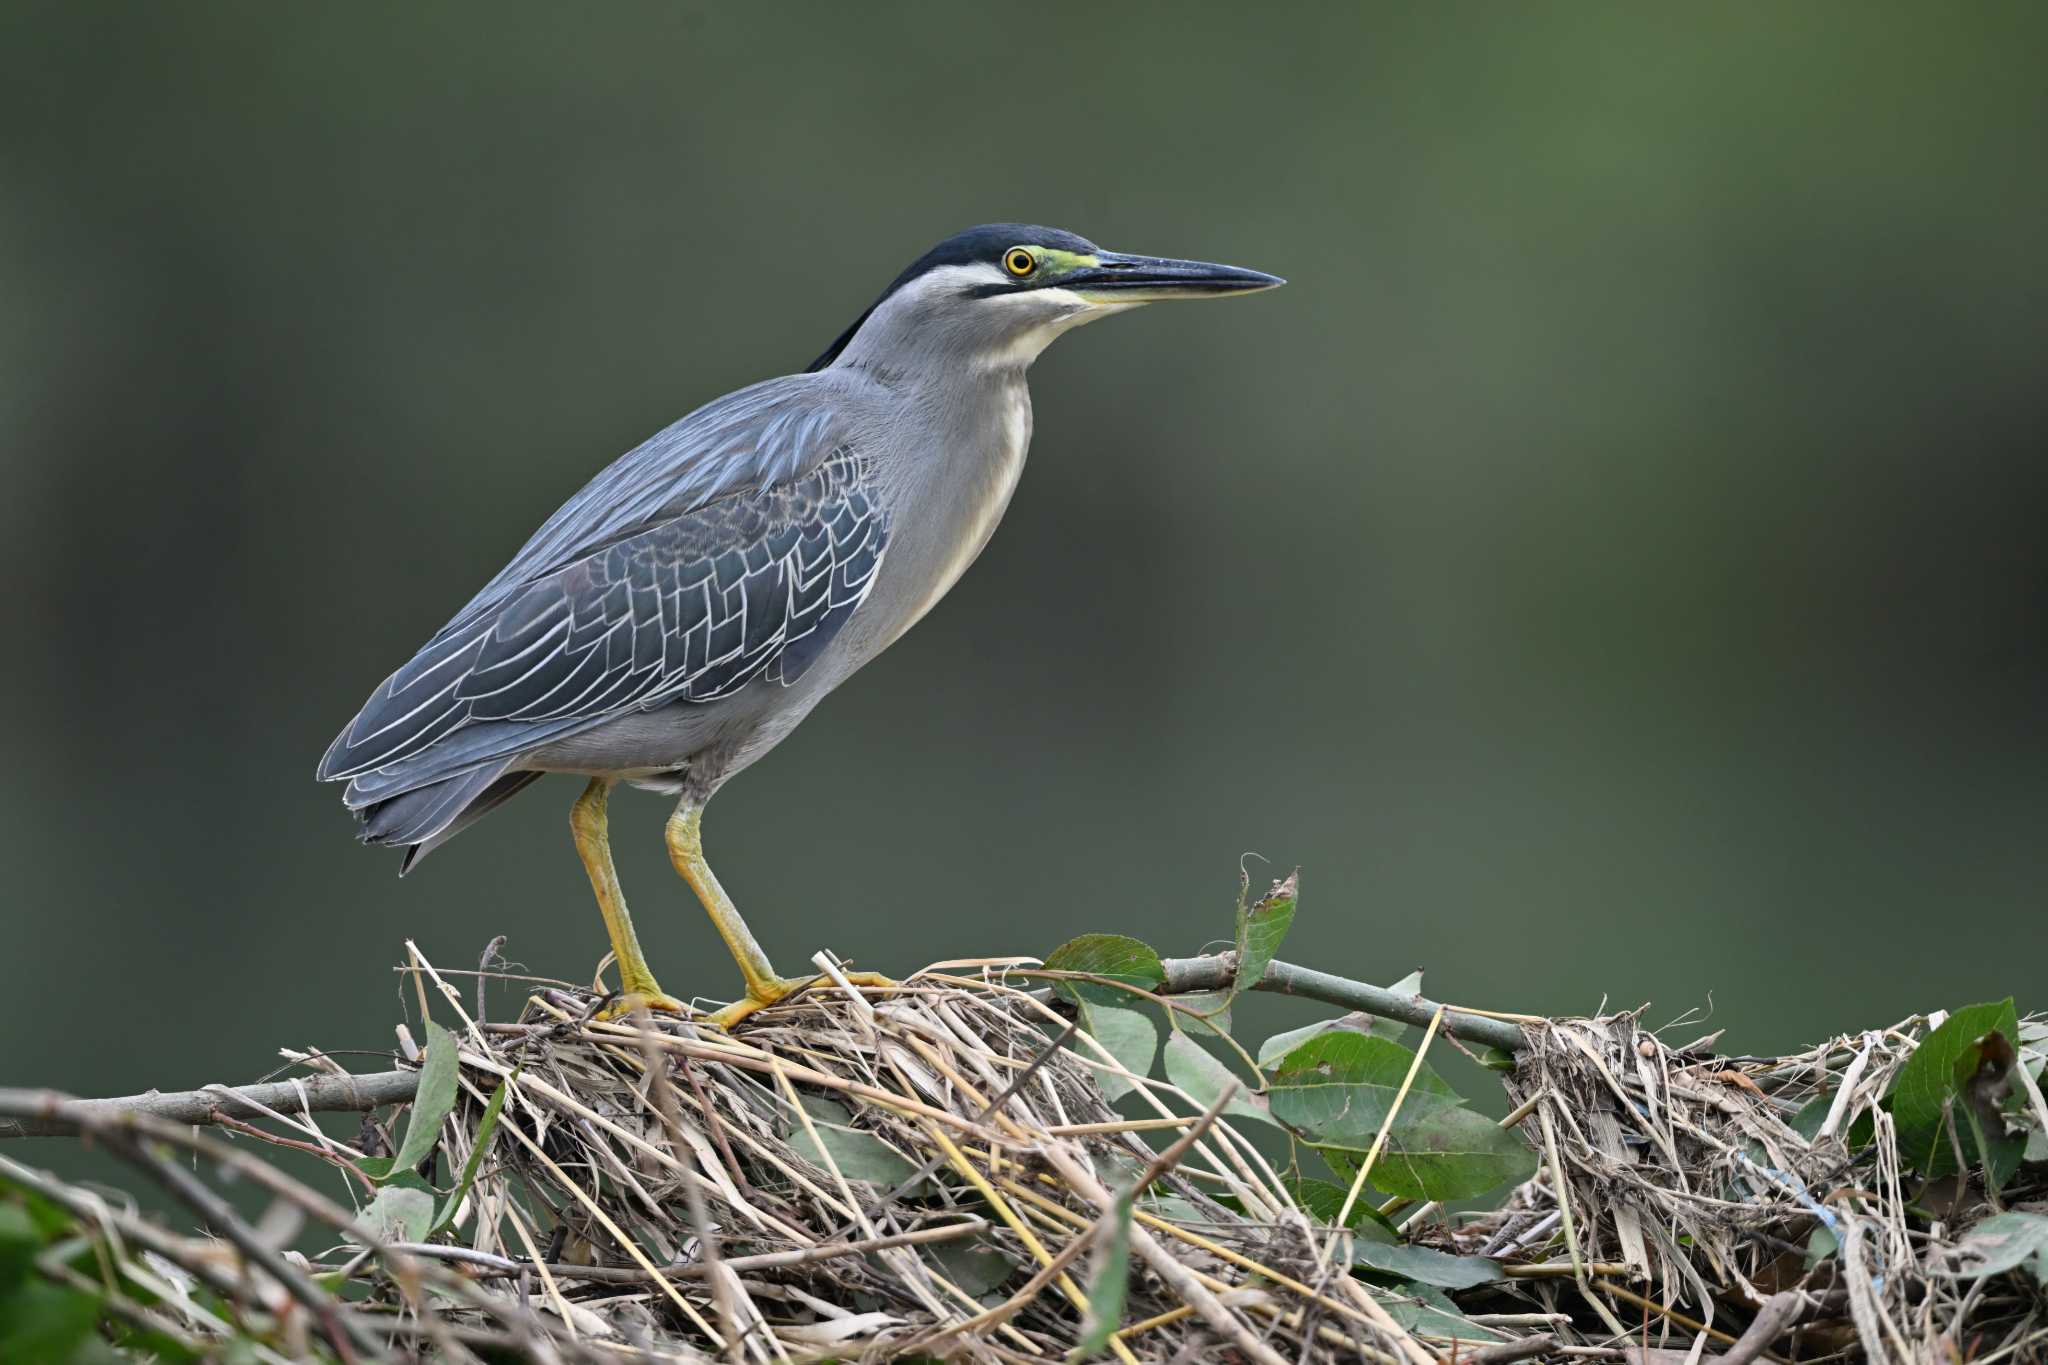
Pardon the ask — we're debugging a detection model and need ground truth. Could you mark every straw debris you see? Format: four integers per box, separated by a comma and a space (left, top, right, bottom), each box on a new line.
2, 931, 2044, 1363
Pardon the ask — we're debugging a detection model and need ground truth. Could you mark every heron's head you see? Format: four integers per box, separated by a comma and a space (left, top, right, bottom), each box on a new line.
810, 223, 1283, 374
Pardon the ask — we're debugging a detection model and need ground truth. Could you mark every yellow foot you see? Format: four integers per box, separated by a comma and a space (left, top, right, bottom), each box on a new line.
595, 988, 689, 1021
704, 971, 899, 1031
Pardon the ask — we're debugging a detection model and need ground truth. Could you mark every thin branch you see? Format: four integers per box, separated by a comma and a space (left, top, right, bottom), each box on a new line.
0, 1068, 420, 1139
1158, 951, 1529, 1053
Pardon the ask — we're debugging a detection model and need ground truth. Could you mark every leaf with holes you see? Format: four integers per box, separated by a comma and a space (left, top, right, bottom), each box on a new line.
1267, 1031, 1463, 1142
1234, 870, 1297, 996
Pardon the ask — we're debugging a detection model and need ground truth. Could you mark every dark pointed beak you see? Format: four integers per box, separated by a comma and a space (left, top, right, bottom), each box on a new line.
1066, 252, 1285, 303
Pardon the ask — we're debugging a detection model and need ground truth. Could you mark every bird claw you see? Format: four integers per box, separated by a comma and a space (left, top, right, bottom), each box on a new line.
594, 989, 689, 1021
703, 971, 899, 1031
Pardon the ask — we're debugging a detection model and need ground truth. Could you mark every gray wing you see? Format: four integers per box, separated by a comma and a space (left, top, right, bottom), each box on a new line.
318, 386, 886, 795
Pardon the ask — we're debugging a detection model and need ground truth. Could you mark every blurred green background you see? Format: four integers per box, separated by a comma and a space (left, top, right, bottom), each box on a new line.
3, 0, 2044, 1157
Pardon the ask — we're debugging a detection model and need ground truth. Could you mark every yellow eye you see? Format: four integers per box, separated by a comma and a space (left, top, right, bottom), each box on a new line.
1003, 247, 1037, 278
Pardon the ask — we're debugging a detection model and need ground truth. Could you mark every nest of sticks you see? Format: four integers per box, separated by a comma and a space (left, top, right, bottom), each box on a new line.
368, 949, 1435, 1363
3, 942, 2044, 1363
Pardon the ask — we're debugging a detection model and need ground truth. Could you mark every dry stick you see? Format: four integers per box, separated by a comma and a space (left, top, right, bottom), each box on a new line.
102, 1123, 375, 1361
1077, 1184, 1419, 1365
812, 1016, 1081, 1245
916, 1077, 1248, 1357
1460, 1334, 1560, 1364
894, 1199, 1113, 1356
635, 1017, 782, 1365
918, 1118, 1128, 1363
1158, 952, 1527, 1054
1720, 1291, 1805, 1365
1033, 1141, 1294, 1365
1000, 1172, 1412, 1350
490, 1089, 730, 1351
377, 1220, 990, 1284
0, 1068, 421, 1139
1594, 1279, 1750, 1354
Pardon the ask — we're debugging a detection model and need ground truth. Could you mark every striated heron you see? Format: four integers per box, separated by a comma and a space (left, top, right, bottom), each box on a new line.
318, 224, 1282, 1027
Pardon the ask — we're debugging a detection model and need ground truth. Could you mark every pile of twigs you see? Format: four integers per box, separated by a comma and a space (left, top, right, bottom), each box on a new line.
2, 940, 2043, 1363
1449, 1006, 2048, 1362
368, 946, 1460, 1362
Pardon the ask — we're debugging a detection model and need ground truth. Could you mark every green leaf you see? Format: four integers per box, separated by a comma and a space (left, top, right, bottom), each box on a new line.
1073, 1185, 1135, 1359
0, 1280, 98, 1363
432, 1075, 511, 1237
1287, 1177, 1397, 1238
1789, 1092, 1833, 1141
1372, 1285, 1504, 1343
1170, 991, 1234, 1038
1044, 934, 1165, 992
1071, 989, 1159, 1103
354, 1177, 437, 1245
1161, 1033, 1274, 1127
1929, 1212, 2048, 1283
1889, 1000, 2021, 1178
1234, 870, 1297, 997
1351, 1241, 1505, 1289
1322, 1107, 1538, 1203
790, 1097, 924, 1187
365, 1020, 461, 1184
928, 1237, 1015, 1300
1258, 1017, 1359, 1071
1267, 1032, 1462, 1142
0, 1202, 40, 1290
1805, 1222, 1839, 1268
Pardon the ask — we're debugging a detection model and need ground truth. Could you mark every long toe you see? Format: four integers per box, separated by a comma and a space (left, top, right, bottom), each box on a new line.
596, 989, 689, 1021
704, 971, 900, 1031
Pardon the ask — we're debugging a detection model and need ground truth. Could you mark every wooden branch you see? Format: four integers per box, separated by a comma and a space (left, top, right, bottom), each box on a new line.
0, 1068, 420, 1139
1158, 952, 1530, 1054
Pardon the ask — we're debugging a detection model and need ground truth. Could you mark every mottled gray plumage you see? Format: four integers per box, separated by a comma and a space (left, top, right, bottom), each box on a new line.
319, 224, 1280, 880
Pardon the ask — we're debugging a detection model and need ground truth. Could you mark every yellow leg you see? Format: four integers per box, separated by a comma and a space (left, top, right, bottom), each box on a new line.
570, 778, 684, 1017
665, 800, 894, 1029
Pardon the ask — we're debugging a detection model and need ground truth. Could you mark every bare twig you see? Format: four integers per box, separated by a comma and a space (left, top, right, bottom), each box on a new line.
0, 1068, 421, 1139
1158, 951, 1528, 1053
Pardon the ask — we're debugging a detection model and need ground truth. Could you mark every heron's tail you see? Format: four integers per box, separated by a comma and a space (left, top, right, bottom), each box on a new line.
352, 760, 543, 875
